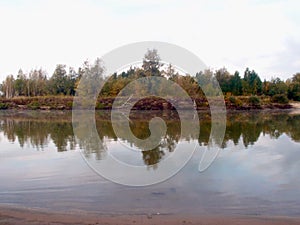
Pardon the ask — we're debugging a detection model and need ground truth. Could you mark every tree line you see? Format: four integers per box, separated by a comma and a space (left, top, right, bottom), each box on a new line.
1, 49, 300, 102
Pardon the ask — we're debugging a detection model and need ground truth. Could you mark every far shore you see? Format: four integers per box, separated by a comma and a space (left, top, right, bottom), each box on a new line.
1, 206, 300, 225
0, 96, 299, 111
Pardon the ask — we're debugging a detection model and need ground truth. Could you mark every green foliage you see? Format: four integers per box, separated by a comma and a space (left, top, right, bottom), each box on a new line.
28, 101, 40, 110
14, 69, 27, 96
268, 78, 288, 96
0, 102, 8, 109
142, 49, 163, 76
66, 101, 73, 109
49, 64, 69, 95
230, 71, 242, 95
96, 102, 105, 109
242, 68, 262, 95
215, 68, 231, 94
271, 94, 289, 104
0, 49, 299, 104
288, 73, 300, 101
229, 96, 236, 104
248, 96, 261, 106
293, 93, 300, 101
292, 73, 300, 83
76, 58, 104, 102
228, 96, 242, 106
195, 69, 221, 97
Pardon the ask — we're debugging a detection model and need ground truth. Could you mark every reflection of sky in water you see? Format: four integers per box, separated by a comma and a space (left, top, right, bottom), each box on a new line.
184, 133, 300, 215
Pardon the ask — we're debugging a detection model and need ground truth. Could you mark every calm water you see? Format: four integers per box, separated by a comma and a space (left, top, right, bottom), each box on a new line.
1, 110, 300, 217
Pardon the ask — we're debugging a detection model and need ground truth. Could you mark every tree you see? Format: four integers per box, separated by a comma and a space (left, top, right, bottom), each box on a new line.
76, 58, 105, 106
1, 75, 15, 98
230, 71, 242, 95
49, 64, 68, 95
163, 63, 176, 79
262, 79, 269, 95
142, 49, 163, 76
66, 67, 77, 95
215, 67, 231, 94
268, 77, 288, 96
196, 69, 219, 96
28, 69, 48, 96
14, 69, 26, 96
243, 68, 262, 95
288, 73, 300, 100
292, 73, 300, 83
176, 75, 201, 97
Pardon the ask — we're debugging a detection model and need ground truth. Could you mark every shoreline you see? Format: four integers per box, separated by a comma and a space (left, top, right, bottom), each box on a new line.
0, 96, 298, 111
1, 206, 300, 225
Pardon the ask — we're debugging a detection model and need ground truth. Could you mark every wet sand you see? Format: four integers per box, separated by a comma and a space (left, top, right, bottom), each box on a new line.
1, 207, 300, 225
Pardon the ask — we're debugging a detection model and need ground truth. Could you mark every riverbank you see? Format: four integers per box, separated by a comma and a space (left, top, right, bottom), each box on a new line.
0, 96, 296, 111
1, 206, 300, 225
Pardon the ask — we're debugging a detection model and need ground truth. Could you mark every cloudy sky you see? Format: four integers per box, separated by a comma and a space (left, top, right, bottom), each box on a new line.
0, 0, 299, 81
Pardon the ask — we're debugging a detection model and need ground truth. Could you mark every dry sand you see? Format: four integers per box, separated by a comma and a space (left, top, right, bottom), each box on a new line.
1, 207, 300, 225
289, 102, 300, 114
290, 102, 300, 109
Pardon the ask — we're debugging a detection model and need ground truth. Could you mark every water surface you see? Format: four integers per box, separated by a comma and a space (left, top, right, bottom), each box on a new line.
0, 110, 300, 217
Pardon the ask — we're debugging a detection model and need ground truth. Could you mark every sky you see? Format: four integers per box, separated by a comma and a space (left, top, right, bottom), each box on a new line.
0, 0, 299, 82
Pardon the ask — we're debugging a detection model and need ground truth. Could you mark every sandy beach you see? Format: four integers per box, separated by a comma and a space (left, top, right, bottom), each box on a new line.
290, 102, 300, 109
1, 206, 300, 225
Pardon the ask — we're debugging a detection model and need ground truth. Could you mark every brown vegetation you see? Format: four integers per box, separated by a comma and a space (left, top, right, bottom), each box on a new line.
0, 95, 293, 111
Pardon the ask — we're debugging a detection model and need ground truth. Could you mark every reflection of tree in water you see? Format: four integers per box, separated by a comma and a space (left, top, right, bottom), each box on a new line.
49, 122, 75, 152
134, 111, 181, 166
223, 113, 272, 148
241, 118, 263, 148
107, 111, 181, 166
286, 115, 300, 142
77, 121, 108, 161
223, 112, 300, 148
142, 147, 165, 168
1, 111, 300, 164
0, 119, 74, 151
140, 132, 179, 167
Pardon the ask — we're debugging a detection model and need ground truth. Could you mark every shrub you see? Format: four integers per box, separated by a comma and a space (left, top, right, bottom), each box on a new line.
293, 93, 300, 101
229, 96, 236, 104
228, 96, 242, 107
96, 102, 105, 109
28, 101, 40, 110
248, 96, 260, 106
66, 101, 73, 109
271, 94, 289, 104
0, 103, 8, 109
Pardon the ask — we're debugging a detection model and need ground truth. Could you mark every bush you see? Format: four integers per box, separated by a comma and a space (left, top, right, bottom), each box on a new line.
0, 103, 8, 109
28, 101, 40, 110
271, 94, 289, 104
248, 96, 260, 106
229, 96, 236, 104
293, 93, 300, 101
96, 102, 105, 109
66, 101, 73, 109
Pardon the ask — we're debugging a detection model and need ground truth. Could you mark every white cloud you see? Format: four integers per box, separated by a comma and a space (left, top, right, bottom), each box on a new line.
0, 0, 299, 80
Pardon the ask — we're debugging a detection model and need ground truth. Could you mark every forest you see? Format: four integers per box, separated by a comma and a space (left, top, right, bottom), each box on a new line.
1, 49, 300, 108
